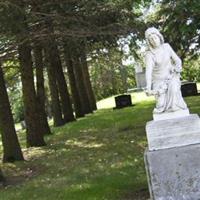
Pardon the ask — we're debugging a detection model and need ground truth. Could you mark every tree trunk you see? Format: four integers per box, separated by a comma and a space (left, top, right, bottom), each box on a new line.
110, 64, 118, 94
0, 169, 5, 184
71, 41, 93, 115
31, 0, 51, 131
63, 42, 84, 118
80, 47, 97, 111
44, 47, 64, 127
119, 64, 128, 93
33, 43, 51, 135
47, 40, 75, 123
0, 65, 24, 162
18, 42, 46, 147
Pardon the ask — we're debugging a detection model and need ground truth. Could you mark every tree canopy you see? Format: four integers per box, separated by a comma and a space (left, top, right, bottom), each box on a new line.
151, 0, 200, 61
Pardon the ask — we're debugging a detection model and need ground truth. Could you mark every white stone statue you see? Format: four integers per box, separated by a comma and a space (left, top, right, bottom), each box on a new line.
144, 27, 189, 118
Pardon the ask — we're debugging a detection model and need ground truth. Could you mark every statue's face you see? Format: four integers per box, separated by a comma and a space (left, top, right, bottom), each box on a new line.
148, 33, 161, 48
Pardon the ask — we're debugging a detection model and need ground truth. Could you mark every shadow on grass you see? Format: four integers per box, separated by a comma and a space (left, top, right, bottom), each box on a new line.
2, 96, 200, 200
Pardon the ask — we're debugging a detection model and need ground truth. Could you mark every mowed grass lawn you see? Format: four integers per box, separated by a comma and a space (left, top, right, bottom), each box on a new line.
0, 92, 200, 200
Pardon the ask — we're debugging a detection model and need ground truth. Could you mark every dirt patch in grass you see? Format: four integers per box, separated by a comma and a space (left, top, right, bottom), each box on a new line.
1, 175, 25, 188
0, 164, 46, 189
122, 188, 150, 200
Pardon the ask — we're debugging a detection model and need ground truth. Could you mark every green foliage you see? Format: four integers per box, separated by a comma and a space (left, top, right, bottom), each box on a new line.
152, 0, 200, 60
89, 46, 136, 100
10, 89, 24, 123
3, 60, 20, 88
0, 0, 152, 47
0, 0, 152, 111
3, 60, 24, 123
0, 2, 26, 37
146, 0, 200, 82
182, 58, 200, 82
0, 0, 152, 108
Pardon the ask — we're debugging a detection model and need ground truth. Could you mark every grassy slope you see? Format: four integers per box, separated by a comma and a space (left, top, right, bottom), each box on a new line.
0, 92, 200, 200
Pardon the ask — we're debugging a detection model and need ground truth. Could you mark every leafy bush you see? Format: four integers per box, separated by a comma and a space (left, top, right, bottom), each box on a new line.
182, 58, 200, 82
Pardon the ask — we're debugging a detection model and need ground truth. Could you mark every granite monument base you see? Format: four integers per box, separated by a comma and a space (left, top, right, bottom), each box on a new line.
145, 144, 200, 200
145, 114, 200, 200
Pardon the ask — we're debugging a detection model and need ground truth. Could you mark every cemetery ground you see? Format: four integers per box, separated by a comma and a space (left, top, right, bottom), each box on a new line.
0, 91, 200, 200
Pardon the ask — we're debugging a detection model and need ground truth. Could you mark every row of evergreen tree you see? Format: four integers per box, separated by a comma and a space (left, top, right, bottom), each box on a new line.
0, 3, 105, 163
0, 0, 142, 181
1, 0, 199, 183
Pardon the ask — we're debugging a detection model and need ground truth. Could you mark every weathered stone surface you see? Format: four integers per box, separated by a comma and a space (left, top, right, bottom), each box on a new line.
146, 114, 200, 151
145, 143, 200, 200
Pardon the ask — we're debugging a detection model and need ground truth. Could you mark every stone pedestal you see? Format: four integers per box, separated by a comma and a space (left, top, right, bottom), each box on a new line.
145, 114, 200, 200
153, 109, 190, 121
135, 71, 146, 89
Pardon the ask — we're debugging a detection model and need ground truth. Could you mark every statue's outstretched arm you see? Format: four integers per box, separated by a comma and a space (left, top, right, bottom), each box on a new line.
145, 52, 154, 92
166, 43, 182, 73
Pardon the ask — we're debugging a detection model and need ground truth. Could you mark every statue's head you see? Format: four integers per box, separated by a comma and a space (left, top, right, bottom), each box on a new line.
145, 27, 164, 49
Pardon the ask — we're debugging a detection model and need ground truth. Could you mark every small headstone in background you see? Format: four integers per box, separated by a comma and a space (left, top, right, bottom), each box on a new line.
114, 94, 132, 109
20, 120, 26, 130
135, 64, 146, 89
181, 82, 198, 97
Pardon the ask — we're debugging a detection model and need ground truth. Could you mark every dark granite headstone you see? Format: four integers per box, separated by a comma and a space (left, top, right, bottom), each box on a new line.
114, 95, 132, 109
181, 82, 198, 97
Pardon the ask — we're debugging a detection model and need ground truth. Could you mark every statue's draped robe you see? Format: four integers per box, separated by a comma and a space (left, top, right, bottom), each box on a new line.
145, 43, 187, 113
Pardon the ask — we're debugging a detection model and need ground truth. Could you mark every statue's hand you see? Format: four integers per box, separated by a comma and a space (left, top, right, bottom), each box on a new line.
145, 89, 154, 96
175, 67, 182, 73
171, 66, 182, 73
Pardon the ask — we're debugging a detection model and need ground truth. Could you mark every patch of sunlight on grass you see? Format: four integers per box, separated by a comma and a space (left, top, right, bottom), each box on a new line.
97, 95, 116, 109
97, 91, 154, 109
70, 183, 91, 191
0, 162, 16, 175
110, 160, 135, 169
23, 147, 53, 160
197, 82, 200, 91
48, 118, 54, 126
65, 139, 104, 149
131, 91, 154, 103
15, 123, 22, 131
